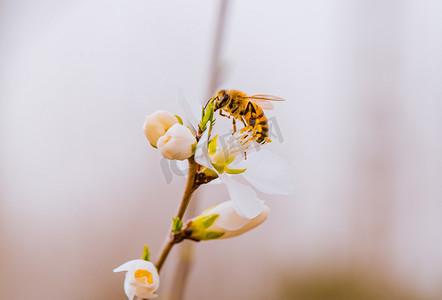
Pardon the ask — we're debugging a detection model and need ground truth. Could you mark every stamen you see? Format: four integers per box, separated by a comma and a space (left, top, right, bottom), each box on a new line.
134, 269, 154, 285
236, 129, 255, 148
209, 129, 256, 166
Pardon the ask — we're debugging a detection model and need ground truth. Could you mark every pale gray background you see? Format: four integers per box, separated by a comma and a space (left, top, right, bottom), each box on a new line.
1, 1, 441, 299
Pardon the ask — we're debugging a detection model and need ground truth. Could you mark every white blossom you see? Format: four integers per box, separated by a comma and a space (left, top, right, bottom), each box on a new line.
143, 110, 180, 147
157, 123, 196, 160
113, 259, 160, 300
195, 129, 295, 219
186, 200, 269, 240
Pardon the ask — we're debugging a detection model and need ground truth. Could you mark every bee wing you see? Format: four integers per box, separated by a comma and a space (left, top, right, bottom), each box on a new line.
245, 94, 285, 110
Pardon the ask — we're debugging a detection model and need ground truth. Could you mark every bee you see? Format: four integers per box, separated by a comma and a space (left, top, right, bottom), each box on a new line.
213, 90, 285, 144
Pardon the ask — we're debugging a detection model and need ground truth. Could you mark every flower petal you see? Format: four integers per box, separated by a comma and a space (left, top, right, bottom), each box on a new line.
221, 203, 270, 239
157, 124, 196, 160
133, 286, 157, 299
177, 87, 200, 134
206, 177, 222, 185
194, 129, 215, 171
240, 150, 295, 195
219, 174, 263, 219
175, 159, 189, 176
113, 259, 147, 273
124, 278, 136, 300
207, 201, 250, 231
115, 259, 159, 300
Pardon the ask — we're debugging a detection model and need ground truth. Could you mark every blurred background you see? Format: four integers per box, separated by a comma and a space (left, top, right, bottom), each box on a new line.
1, 0, 442, 299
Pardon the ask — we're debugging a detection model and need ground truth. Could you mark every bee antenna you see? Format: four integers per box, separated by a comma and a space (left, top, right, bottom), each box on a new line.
204, 96, 216, 109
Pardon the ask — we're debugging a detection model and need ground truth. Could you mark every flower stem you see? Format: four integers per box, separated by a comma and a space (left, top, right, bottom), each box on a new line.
155, 157, 198, 272
176, 157, 199, 220
170, 1, 230, 298
154, 239, 174, 273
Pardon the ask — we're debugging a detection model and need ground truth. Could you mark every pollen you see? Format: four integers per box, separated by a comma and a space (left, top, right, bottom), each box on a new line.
237, 130, 255, 148
134, 269, 154, 285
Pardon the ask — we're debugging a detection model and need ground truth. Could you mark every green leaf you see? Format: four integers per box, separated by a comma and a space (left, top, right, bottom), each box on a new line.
200, 214, 219, 229
142, 245, 150, 261
201, 167, 218, 178
175, 115, 183, 125
207, 100, 214, 122
225, 156, 235, 165
200, 108, 206, 131
200, 98, 215, 132
212, 163, 225, 174
172, 217, 183, 233
225, 167, 247, 175
200, 110, 209, 132
191, 142, 197, 155
205, 231, 225, 240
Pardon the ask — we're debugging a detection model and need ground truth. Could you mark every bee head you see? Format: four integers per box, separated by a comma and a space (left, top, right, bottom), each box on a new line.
214, 90, 230, 111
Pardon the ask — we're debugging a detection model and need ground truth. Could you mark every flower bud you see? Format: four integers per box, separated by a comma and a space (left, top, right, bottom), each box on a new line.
184, 201, 269, 240
113, 259, 160, 300
143, 110, 180, 147
157, 124, 196, 160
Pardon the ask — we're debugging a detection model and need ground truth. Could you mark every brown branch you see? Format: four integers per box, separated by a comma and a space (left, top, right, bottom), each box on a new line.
154, 157, 198, 272
171, 1, 231, 299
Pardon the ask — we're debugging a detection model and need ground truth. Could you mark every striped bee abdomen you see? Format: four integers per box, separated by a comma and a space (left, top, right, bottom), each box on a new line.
245, 103, 270, 144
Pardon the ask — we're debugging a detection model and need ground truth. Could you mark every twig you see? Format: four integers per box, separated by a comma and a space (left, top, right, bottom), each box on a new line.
176, 157, 199, 220
171, 1, 230, 299
155, 157, 198, 272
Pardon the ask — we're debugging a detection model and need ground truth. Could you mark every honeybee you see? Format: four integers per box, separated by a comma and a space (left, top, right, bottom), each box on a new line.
213, 90, 285, 144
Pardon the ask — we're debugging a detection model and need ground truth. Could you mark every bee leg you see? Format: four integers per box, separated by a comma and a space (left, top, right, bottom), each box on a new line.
219, 111, 230, 118
243, 151, 247, 160
232, 118, 236, 134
